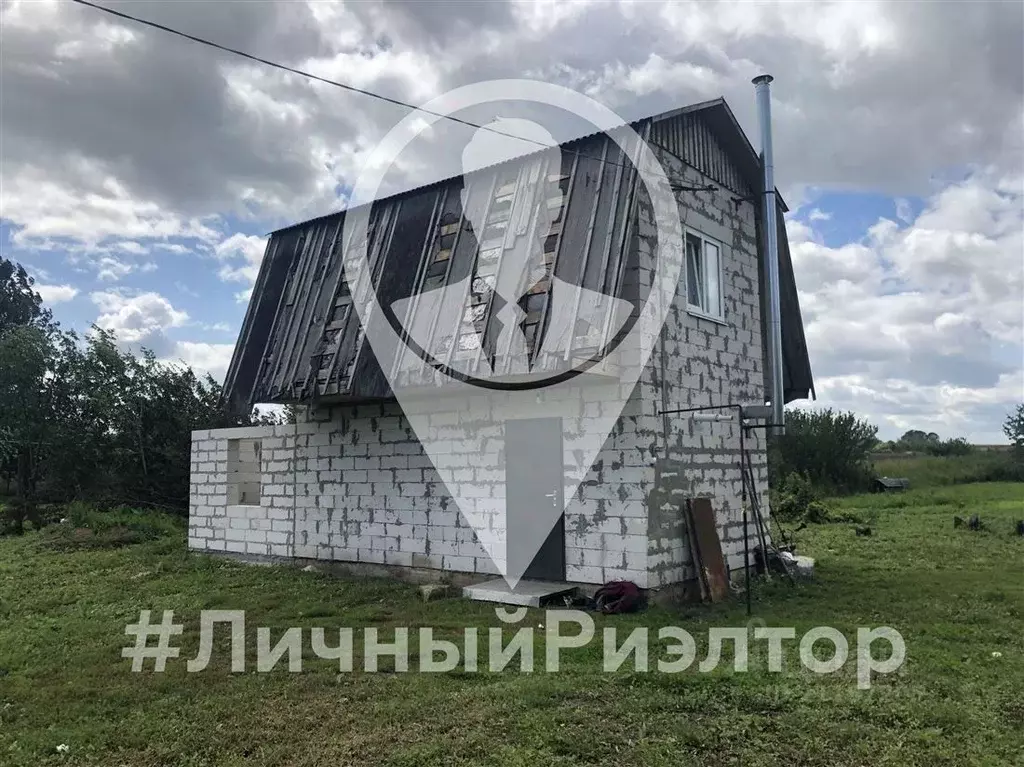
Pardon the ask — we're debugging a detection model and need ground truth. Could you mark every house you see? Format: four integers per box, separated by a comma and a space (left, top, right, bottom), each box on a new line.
188, 92, 813, 592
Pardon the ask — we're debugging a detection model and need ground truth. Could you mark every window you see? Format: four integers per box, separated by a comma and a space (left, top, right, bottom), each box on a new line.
227, 438, 262, 506
685, 231, 723, 319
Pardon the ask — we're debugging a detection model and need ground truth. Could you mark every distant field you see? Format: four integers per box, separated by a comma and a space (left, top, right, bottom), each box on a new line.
871, 451, 1020, 488
1, 483, 1023, 766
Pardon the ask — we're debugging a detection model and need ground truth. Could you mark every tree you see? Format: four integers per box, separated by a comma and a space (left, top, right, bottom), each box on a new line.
769, 408, 878, 493
0, 258, 52, 334
0, 325, 55, 531
929, 437, 973, 457
0, 261, 277, 524
897, 429, 941, 451
1005, 404, 1024, 456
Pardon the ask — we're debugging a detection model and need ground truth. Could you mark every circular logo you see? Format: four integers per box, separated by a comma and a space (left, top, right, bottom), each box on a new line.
343, 79, 682, 393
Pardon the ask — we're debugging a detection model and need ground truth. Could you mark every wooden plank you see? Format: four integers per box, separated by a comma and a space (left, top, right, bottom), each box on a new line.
683, 500, 710, 602
687, 497, 730, 602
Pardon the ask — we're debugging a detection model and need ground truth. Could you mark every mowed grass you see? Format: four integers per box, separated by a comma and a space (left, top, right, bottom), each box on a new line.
1, 484, 1022, 767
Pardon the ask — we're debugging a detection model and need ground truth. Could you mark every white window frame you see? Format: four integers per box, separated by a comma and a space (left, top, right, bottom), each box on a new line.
684, 228, 725, 322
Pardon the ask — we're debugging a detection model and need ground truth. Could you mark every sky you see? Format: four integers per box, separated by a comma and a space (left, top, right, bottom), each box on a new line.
0, 0, 1021, 443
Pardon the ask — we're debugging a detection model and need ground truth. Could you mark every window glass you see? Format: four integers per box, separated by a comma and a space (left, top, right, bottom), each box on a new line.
705, 241, 721, 317
686, 233, 703, 308
685, 232, 724, 319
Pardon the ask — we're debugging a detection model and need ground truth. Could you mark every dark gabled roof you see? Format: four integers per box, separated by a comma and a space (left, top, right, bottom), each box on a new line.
269, 98, 787, 239
650, 97, 789, 212
222, 97, 813, 409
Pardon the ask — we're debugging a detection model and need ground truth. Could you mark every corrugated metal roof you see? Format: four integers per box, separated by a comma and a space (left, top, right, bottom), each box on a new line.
222, 97, 813, 410
268, 98, 786, 237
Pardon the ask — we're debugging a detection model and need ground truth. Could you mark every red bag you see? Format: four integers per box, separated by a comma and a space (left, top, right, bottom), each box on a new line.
593, 580, 642, 614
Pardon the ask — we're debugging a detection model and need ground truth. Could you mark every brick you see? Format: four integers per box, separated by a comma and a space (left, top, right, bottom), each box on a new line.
441, 555, 474, 572
566, 564, 602, 584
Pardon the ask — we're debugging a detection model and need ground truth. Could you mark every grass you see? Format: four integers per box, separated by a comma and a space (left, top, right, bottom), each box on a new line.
1, 483, 1022, 766
871, 452, 1022, 487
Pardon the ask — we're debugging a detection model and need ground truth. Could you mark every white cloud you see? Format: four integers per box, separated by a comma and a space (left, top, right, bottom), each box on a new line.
578, 53, 726, 101
214, 232, 268, 287
91, 289, 189, 356
894, 197, 912, 224
1, 161, 221, 249
35, 283, 79, 304
198, 321, 232, 333
172, 341, 235, 383
794, 169, 1023, 442
87, 291, 235, 381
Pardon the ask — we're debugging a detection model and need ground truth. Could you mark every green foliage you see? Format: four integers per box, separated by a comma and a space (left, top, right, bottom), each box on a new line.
927, 436, 974, 457
40, 503, 184, 550
0, 258, 52, 335
0, 260, 272, 520
890, 429, 974, 457
1004, 403, 1024, 455
769, 472, 861, 525
769, 408, 878, 494
770, 471, 818, 522
896, 429, 940, 451
25, 328, 268, 512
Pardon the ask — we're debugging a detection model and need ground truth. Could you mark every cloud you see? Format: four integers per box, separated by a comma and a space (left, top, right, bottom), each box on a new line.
35, 283, 79, 304
87, 289, 236, 381
91, 289, 189, 357
3, 0, 1017, 239
2, 0, 1021, 438
214, 232, 268, 287
198, 321, 232, 333
0, 160, 222, 249
792, 169, 1023, 442
172, 341, 235, 383
894, 197, 912, 224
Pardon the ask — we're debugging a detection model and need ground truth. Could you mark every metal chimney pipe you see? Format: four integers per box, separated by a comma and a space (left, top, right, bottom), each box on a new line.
753, 74, 785, 434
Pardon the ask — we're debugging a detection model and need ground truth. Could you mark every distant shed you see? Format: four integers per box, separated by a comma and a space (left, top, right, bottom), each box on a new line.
874, 476, 910, 493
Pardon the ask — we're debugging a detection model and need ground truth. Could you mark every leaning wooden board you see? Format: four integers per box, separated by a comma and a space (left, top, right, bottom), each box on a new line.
687, 498, 731, 602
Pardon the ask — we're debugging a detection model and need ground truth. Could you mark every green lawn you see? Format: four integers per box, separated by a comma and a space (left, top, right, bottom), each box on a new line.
1, 484, 1022, 766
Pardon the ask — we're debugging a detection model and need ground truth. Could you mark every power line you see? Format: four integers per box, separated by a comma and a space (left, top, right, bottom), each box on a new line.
70, 0, 713, 193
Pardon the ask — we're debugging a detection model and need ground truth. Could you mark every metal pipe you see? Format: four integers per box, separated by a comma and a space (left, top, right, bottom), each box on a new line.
740, 412, 751, 616
753, 74, 785, 435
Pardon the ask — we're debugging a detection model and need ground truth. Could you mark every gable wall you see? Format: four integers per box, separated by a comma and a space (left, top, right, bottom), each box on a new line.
638, 138, 771, 586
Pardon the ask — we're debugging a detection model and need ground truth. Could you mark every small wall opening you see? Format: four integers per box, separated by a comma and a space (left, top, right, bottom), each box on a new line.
227, 438, 262, 506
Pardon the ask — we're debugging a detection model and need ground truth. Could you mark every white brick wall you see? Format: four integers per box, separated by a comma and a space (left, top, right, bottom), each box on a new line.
189, 424, 296, 559
638, 145, 772, 585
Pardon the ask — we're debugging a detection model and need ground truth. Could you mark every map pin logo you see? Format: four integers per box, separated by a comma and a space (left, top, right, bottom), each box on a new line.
344, 79, 682, 588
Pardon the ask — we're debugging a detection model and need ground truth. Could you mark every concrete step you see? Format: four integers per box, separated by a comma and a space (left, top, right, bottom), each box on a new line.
462, 578, 578, 607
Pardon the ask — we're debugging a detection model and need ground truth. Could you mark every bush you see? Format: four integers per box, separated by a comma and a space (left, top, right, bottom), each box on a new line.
1004, 404, 1024, 456
39, 503, 184, 550
927, 437, 973, 457
964, 455, 1024, 483
770, 472, 870, 525
769, 408, 878, 495
769, 472, 853, 525
771, 472, 817, 523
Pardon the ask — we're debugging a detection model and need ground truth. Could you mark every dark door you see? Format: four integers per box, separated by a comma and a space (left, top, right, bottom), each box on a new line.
506, 416, 566, 582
